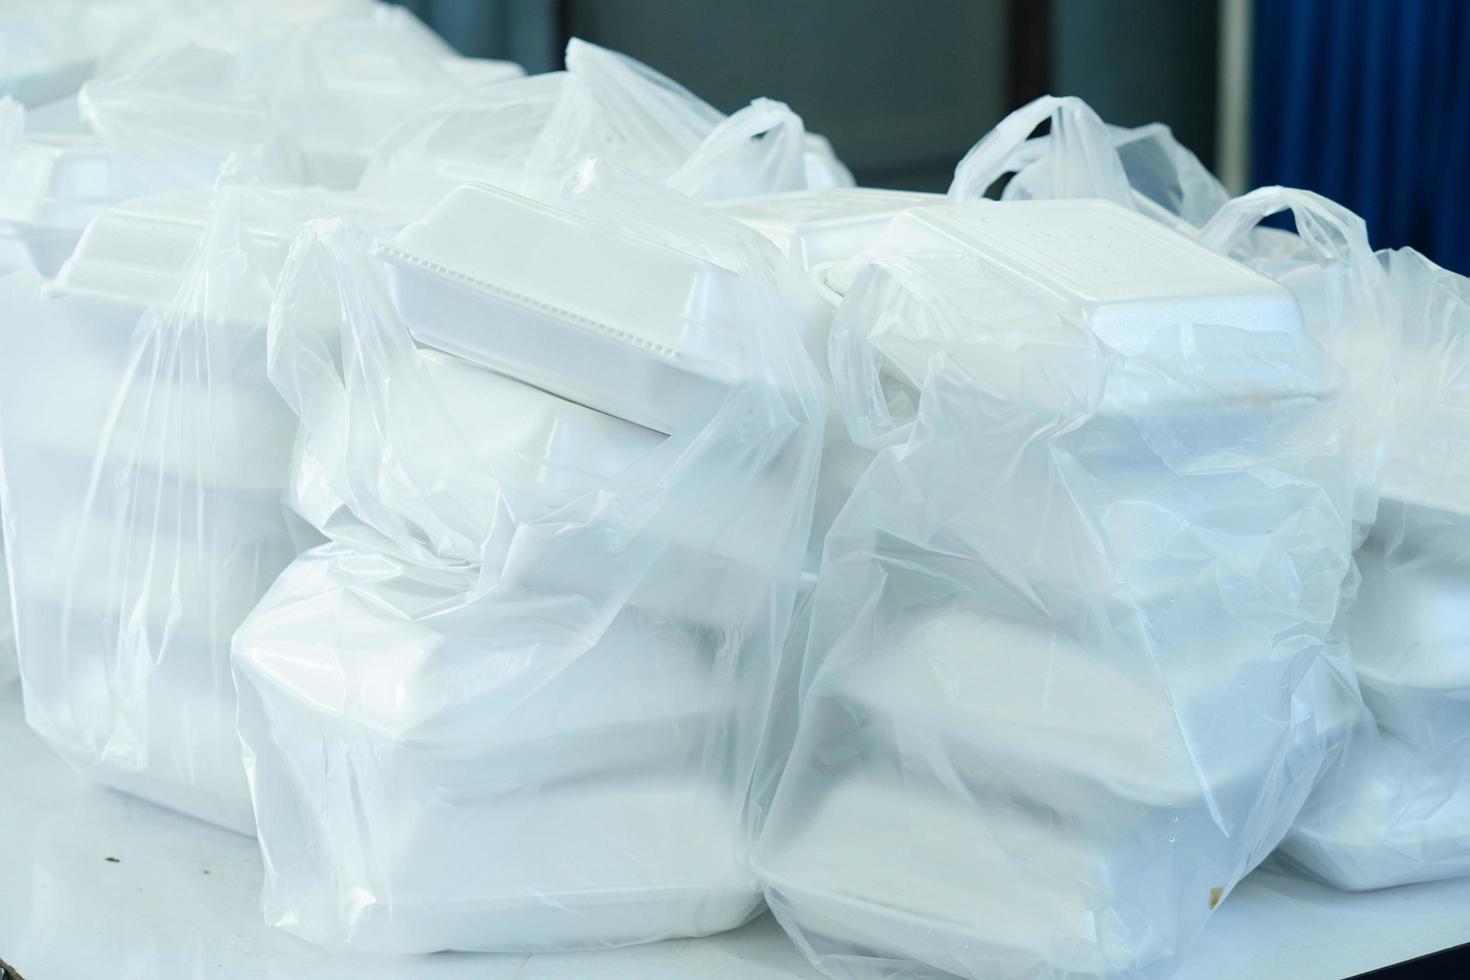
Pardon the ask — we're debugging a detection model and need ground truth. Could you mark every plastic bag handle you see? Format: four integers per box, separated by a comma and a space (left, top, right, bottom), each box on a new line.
1197, 186, 1379, 283
666, 97, 806, 198
948, 95, 1132, 205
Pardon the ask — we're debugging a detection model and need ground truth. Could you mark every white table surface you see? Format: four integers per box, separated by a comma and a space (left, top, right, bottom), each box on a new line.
1, 683, 1466, 980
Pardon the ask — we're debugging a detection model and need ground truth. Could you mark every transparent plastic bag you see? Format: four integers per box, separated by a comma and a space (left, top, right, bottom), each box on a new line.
753, 198, 1358, 980
0, 185, 413, 832
1275, 249, 1470, 889
0, 522, 13, 688
363, 38, 832, 207
230, 162, 824, 953
95, 0, 375, 75
1198, 187, 1399, 541
73, 3, 517, 192
949, 95, 1228, 231
78, 45, 304, 187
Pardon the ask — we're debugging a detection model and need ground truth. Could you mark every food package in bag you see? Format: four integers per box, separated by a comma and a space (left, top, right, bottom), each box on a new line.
361, 38, 838, 207
1269, 248, 1470, 889
0, 50, 303, 282
0, 184, 413, 832
752, 198, 1359, 980
1193, 190, 1470, 890
230, 161, 824, 953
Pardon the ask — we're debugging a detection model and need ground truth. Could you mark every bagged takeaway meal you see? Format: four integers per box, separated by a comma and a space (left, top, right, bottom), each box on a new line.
230, 161, 824, 953
753, 197, 1358, 980
0, 184, 413, 832
1195, 190, 1467, 890
1268, 248, 1470, 890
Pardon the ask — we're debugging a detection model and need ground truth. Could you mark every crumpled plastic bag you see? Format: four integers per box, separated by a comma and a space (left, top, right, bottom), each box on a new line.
0, 0, 373, 109
76, 4, 516, 191
753, 196, 1358, 980
948, 95, 1228, 230
0, 521, 13, 688
362, 38, 837, 207
1272, 248, 1470, 889
230, 161, 824, 953
0, 184, 413, 832
959, 100, 1470, 895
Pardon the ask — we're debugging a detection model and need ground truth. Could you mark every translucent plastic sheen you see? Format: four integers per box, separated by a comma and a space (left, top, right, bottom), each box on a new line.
754, 199, 1358, 980
230, 163, 824, 953
0, 185, 414, 832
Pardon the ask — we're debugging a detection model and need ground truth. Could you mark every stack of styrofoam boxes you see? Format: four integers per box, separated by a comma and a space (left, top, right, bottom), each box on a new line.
230, 181, 822, 951
755, 199, 1356, 979
0, 91, 183, 280
0, 186, 410, 831
1284, 249, 1470, 888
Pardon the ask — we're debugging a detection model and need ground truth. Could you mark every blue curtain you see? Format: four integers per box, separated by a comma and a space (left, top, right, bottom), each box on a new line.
1253, 0, 1469, 273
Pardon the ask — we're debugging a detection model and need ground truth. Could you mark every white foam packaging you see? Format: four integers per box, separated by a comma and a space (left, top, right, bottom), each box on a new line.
1266, 245, 1470, 890
230, 162, 824, 953
0, 185, 414, 833
0, 0, 125, 108
0, 95, 170, 278
753, 198, 1358, 980
939, 101, 1469, 896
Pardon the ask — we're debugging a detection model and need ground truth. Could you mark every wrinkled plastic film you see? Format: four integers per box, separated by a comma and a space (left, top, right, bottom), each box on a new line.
365, 38, 823, 207
0, 186, 411, 833
755, 199, 1359, 980
231, 163, 825, 953
948, 95, 1228, 231
1279, 249, 1470, 890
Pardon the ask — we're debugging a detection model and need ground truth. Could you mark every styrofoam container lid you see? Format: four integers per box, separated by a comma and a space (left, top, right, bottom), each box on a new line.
52, 186, 416, 320
877, 199, 1300, 340
0, 132, 150, 228
854, 199, 1323, 415
759, 775, 1158, 977
830, 606, 1314, 809
380, 183, 754, 435
718, 187, 942, 269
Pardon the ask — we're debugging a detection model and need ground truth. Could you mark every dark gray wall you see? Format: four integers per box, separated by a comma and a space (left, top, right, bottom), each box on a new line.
397, 0, 1225, 189
565, 0, 1011, 191
1051, 0, 1220, 166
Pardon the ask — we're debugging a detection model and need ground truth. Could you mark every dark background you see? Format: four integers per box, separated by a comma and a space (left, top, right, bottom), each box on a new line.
393, 0, 1469, 274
